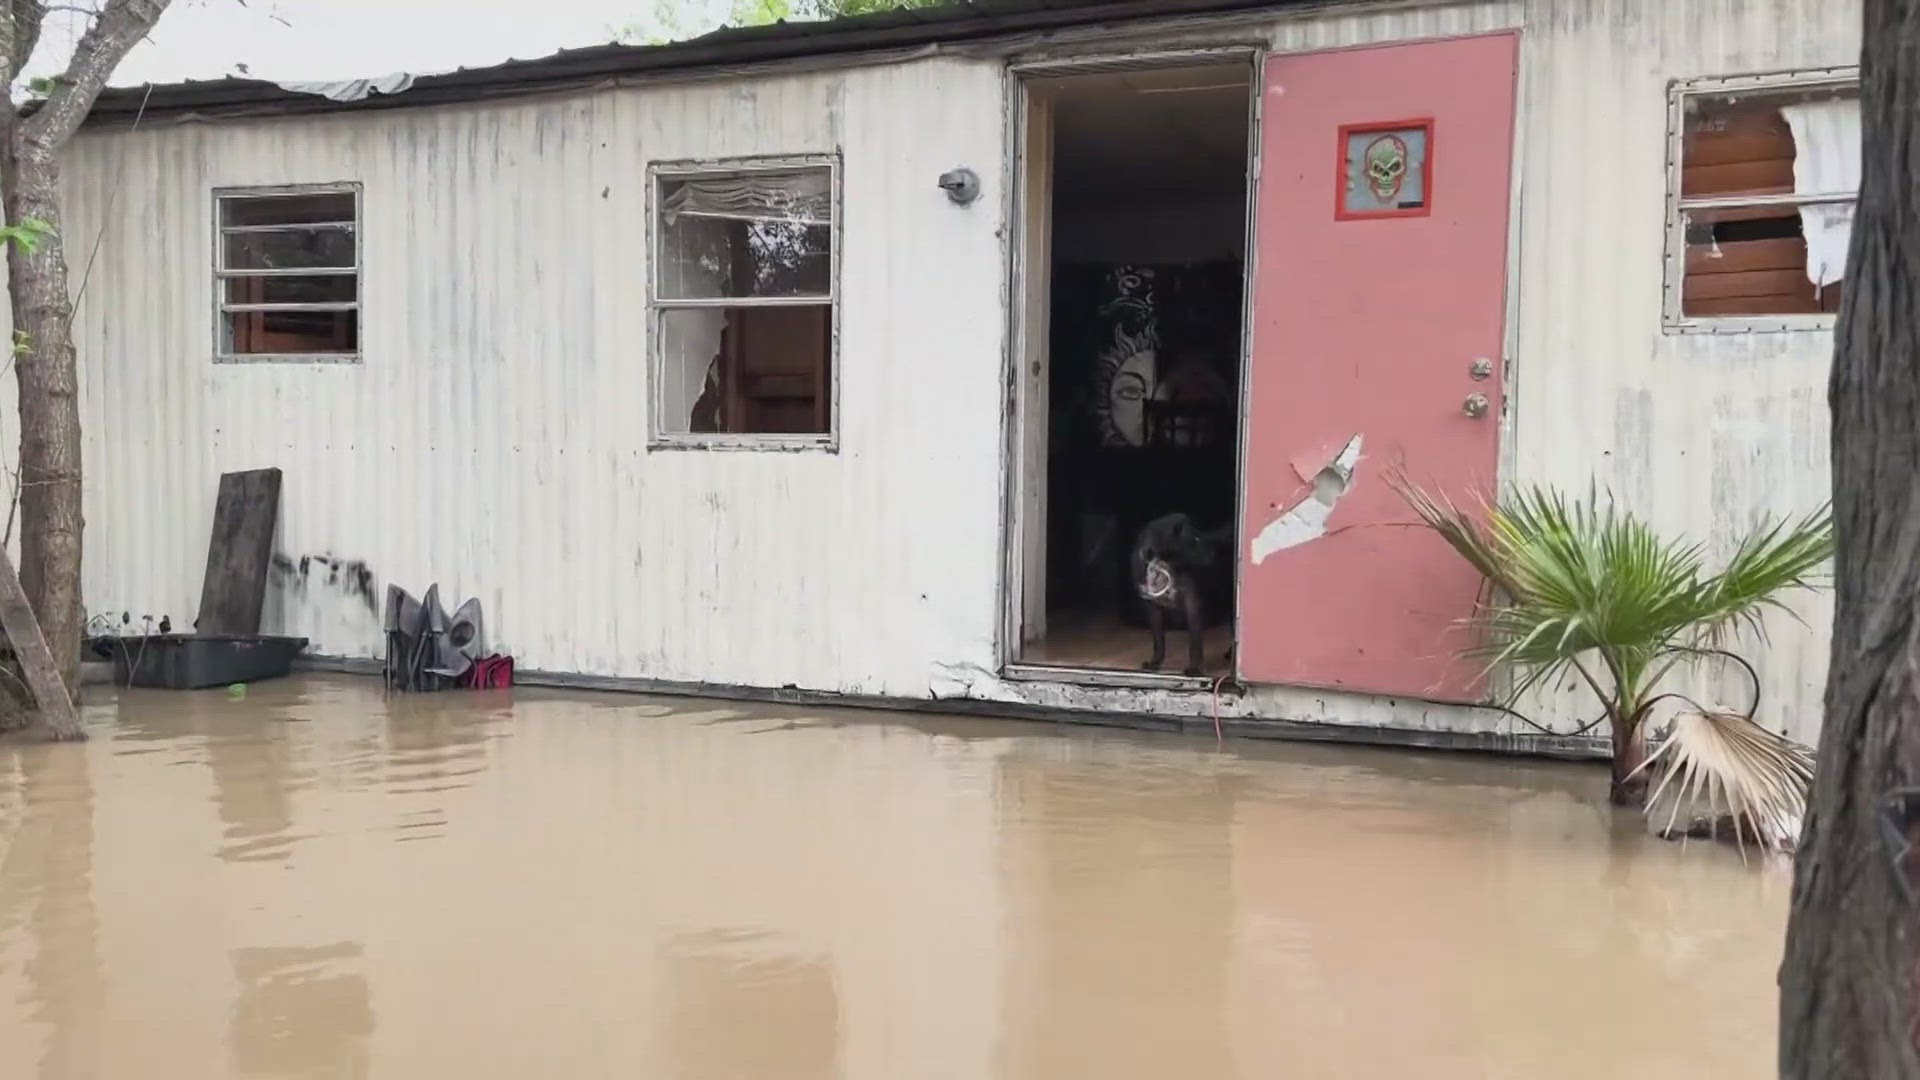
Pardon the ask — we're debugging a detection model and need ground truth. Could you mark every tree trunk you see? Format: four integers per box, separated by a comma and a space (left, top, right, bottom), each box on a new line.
0, 540, 81, 740
0, 0, 175, 738
1608, 712, 1648, 807
4, 152, 84, 699
1778, 0, 1920, 1072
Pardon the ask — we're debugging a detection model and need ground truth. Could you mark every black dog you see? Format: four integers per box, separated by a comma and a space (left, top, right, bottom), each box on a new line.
1131, 512, 1233, 676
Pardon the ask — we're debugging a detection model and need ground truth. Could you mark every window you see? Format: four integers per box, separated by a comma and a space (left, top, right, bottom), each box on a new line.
215, 184, 360, 360
1666, 71, 1859, 331
649, 158, 836, 446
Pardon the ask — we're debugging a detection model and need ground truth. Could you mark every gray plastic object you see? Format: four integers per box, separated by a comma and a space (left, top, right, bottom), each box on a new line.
421, 586, 480, 679
938, 167, 980, 206
448, 597, 483, 661
106, 634, 308, 690
384, 583, 420, 633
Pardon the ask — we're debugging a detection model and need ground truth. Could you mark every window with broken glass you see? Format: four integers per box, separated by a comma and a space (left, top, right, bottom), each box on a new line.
215, 184, 361, 360
1665, 71, 1858, 332
648, 160, 837, 446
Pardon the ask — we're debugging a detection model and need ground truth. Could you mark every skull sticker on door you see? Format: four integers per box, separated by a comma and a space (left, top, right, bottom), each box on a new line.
1337, 119, 1432, 219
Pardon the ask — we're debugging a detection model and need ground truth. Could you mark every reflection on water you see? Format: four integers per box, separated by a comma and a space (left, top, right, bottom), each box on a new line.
0, 742, 104, 1079
232, 943, 372, 1078
663, 928, 841, 1080
0, 674, 1786, 1078
998, 757, 1240, 1078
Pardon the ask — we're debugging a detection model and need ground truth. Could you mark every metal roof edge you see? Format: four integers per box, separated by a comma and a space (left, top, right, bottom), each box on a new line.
82, 0, 1303, 125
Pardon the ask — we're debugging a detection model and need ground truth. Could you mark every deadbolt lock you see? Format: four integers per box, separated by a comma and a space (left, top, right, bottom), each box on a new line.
1470, 357, 1493, 380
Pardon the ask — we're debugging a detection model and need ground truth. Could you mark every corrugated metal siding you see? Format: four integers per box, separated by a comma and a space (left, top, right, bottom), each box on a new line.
1506, 0, 1855, 746
1265, 0, 1524, 49
60, 0, 1853, 747
64, 57, 1011, 695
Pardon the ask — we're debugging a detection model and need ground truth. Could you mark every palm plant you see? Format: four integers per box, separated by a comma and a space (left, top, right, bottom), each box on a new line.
1391, 478, 1832, 812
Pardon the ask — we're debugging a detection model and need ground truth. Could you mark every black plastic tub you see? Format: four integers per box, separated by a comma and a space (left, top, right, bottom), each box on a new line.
92, 634, 309, 690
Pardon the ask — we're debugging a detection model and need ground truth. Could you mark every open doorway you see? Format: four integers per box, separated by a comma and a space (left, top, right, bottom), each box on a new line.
1011, 60, 1254, 679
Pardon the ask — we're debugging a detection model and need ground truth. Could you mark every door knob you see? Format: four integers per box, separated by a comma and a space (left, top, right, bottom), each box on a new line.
1462, 393, 1490, 419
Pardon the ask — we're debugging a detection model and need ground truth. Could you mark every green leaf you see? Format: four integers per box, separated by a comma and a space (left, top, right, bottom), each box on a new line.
0, 217, 55, 253
1387, 471, 1831, 735
731, 0, 793, 24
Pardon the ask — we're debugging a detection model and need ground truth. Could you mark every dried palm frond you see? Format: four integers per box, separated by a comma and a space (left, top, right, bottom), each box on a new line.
1636, 708, 1814, 853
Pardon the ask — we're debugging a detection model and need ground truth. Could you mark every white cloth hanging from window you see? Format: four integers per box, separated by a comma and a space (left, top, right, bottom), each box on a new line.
1781, 98, 1861, 288
660, 172, 830, 226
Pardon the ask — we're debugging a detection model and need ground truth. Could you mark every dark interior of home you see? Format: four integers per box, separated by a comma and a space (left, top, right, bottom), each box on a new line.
1044, 260, 1242, 621
1023, 62, 1251, 676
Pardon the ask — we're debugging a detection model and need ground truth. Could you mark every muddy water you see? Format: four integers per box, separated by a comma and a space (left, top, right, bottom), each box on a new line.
0, 675, 1784, 1078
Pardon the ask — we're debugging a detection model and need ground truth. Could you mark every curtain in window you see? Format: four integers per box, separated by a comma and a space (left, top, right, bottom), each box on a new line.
660, 171, 830, 226
1782, 98, 1861, 287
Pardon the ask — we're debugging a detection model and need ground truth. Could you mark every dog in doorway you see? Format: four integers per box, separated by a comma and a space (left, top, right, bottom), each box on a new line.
1131, 512, 1234, 676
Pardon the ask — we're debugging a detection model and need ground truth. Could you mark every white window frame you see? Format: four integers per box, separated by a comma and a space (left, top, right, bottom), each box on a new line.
645, 154, 840, 451
1663, 67, 1858, 335
213, 181, 363, 363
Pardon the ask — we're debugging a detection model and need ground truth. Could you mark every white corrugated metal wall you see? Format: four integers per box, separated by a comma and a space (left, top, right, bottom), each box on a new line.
62, 0, 1855, 747
65, 58, 1011, 696
1507, 0, 1854, 746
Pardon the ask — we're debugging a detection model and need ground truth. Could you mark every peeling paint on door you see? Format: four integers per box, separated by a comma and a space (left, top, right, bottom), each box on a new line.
1251, 434, 1362, 563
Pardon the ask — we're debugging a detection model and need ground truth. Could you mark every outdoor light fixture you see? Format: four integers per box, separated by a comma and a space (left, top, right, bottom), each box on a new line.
938, 167, 980, 206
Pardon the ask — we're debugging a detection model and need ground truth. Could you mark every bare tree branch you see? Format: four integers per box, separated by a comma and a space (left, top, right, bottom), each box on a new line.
0, 3, 40, 214
21, 0, 168, 152
4, 1, 49, 88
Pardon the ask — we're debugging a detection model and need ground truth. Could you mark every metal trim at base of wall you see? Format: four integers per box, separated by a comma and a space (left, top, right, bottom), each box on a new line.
293, 654, 1610, 762
1000, 661, 1210, 691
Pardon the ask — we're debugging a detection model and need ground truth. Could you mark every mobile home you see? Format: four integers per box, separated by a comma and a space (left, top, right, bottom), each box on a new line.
65, 0, 1852, 751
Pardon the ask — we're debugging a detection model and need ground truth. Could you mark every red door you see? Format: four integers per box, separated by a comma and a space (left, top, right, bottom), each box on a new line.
1237, 34, 1518, 702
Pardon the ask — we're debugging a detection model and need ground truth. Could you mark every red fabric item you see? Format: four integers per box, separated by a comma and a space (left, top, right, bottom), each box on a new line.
464, 655, 514, 689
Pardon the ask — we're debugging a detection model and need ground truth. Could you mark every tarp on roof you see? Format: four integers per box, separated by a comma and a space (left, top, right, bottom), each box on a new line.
274, 73, 417, 103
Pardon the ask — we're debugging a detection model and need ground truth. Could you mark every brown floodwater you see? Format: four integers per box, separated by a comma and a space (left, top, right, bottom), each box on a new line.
0, 674, 1786, 1078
